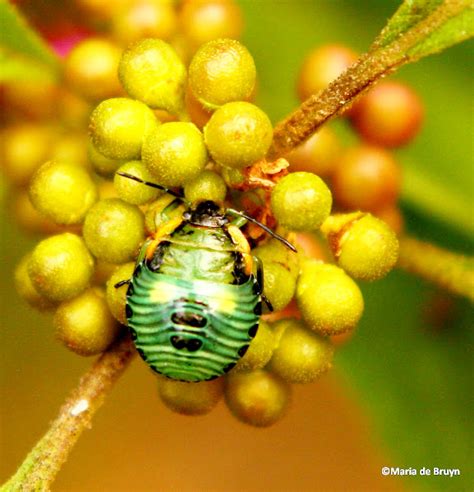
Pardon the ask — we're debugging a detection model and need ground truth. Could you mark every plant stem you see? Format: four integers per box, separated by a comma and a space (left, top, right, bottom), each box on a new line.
271, 0, 470, 157
398, 236, 474, 301
1, 336, 136, 492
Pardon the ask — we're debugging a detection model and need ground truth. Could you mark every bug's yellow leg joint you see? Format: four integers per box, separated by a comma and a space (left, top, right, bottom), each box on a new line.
227, 224, 253, 276
145, 216, 184, 260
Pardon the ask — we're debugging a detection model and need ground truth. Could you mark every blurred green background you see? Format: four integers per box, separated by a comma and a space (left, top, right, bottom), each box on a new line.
1, 1, 473, 491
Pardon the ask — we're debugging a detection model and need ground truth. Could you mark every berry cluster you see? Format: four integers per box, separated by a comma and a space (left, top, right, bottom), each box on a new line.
2, 0, 411, 428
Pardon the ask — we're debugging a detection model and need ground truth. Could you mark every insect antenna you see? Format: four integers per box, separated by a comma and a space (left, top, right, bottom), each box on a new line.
116, 172, 189, 202
226, 208, 297, 252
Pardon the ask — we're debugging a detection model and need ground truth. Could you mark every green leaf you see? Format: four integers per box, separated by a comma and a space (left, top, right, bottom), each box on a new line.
373, 0, 474, 59
408, 4, 474, 58
0, 0, 59, 70
373, 0, 445, 48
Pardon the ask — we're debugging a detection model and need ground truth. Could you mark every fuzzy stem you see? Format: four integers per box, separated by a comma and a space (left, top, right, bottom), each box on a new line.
1, 336, 136, 492
398, 236, 474, 301
271, 0, 470, 156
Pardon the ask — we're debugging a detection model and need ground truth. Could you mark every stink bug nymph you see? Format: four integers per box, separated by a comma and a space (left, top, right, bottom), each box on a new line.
115, 172, 296, 382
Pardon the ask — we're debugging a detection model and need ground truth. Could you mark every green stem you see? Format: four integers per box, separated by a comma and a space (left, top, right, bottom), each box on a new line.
401, 166, 474, 240
1, 336, 136, 492
398, 236, 474, 301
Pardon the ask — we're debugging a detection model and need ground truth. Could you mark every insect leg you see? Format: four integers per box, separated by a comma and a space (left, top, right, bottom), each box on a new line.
226, 224, 253, 276
253, 256, 273, 312
114, 279, 130, 289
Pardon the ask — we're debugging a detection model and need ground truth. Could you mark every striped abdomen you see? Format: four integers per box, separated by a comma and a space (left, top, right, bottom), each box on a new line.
126, 263, 261, 382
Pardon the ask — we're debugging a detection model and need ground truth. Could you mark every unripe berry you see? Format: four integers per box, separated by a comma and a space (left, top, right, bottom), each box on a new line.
1, 124, 56, 187
269, 318, 334, 383
220, 166, 245, 187
204, 102, 272, 169
57, 90, 92, 130
114, 161, 160, 205
28, 233, 95, 302
93, 261, 119, 286
88, 141, 124, 177
54, 288, 121, 356
51, 133, 89, 169
63, 38, 122, 101
332, 145, 401, 212
184, 170, 227, 204
89, 98, 158, 161
297, 44, 358, 101
225, 370, 290, 427
106, 262, 135, 324
83, 198, 145, 263
321, 213, 399, 281
29, 161, 98, 225
253, 239, 299, 278
286, 126, 341, 177
261, 262, 296, 312
158, 378, 224, 416
180, 0, 243, 49
11, 190, 72, 236
185, 86, 213, 129
233, 320, 275, 373
271, 172, 332, 231
350, 81, 423, 147
111, 1, 177, 45
14, 253, 56, 311
3, 77, 59, 120
118, 39, 186, 115
189, 38, 256, 109
374, 205, 404, 236
293, 232, 328, 262
296, 260, 363, 336
142, 122, 208, 187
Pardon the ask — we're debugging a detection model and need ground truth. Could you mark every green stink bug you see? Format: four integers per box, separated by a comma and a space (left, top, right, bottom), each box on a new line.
115, 173, 295, 382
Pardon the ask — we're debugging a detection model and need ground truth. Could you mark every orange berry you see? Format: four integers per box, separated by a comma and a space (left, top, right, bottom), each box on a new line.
297, 44, 357, 101
350, 81, 423, 147
286, 126, 341, 178
332, 145, 401, 212
180, 0, 243, 50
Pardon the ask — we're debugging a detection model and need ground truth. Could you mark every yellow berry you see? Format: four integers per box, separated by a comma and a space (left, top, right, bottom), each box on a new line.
158, 377, 224, 416
28, 233, 95, 302
296, 260, 363, 336
54, 288, 121, 356
14, 253, 56, 311
142, 122, 208, 187
89, 97, 158, 160
29, 161, 98, 225
321, 213, 399, 281
118, 38, 186, 115
225, 370, 290, 427
269, 318, 334, 383
189, 38, 256, 109
233, 320, 275, 373
63, 38, 122, 101
83, 198, 145, 263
